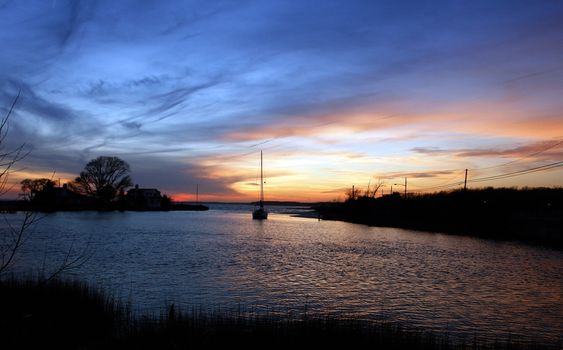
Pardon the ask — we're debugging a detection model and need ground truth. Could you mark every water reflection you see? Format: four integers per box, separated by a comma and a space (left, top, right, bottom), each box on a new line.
5, 206, 562, 344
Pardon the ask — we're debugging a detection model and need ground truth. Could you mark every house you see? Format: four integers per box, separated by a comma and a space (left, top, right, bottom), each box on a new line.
126, 184, 163, 210
33, 184, 95, 210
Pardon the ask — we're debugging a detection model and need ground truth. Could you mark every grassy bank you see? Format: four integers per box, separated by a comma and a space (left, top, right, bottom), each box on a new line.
314, 187, 562, 248
0, 278, 559, 349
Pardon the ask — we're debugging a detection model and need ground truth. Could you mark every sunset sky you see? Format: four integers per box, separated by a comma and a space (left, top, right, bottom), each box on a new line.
0, 0, 562, 202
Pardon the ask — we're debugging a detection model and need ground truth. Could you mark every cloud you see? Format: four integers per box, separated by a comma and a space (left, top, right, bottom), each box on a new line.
1, 1, 562, 199
0, 80, 75, 122
120, 121, 142, 130
125, 156, 244, 198
0, 79, 107, 157
84, 75, 171, 98
377, 170, 459, 180
56, 0, 95, 48
412, 140, 563, 160
141, 82, 219, 119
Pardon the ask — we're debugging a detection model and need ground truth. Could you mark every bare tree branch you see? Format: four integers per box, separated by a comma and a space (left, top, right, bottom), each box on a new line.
0, 92, 92, 280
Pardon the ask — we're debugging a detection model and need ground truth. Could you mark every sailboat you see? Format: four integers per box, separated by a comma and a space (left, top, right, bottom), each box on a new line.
252, 150, 268, 220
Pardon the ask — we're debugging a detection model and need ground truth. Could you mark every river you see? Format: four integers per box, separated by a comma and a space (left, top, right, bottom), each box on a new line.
4, 204, 562, 345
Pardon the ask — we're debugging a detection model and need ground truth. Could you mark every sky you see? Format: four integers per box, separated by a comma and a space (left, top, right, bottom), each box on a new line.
0, 0, 562, 202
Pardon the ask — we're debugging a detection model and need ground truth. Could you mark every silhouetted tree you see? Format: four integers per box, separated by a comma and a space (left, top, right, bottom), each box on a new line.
0, 92, 33, 277
1, 93, 90, 279
345, 186, 360, 201
364, 179, 385, 198
161, 194, 172, 209
20, 178, 56, 201
0, 93, 26, 197
345, 179, 386, 202
70, 156, 133, 203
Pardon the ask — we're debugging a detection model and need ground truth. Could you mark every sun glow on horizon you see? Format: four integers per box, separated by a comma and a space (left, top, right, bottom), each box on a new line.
0, 1, 561, 201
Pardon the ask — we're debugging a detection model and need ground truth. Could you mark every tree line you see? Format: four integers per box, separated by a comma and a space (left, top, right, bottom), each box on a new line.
315, 186, 562, 248
21, 156, 131, 201
20, 156, 171, 210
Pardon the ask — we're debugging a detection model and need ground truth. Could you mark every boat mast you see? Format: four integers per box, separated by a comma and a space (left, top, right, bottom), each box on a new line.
260, 150, 264, 208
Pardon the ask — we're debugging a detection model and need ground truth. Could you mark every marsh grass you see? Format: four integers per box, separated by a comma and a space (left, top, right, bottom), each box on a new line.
0, 278, 558, 349
0, 277, 129, 349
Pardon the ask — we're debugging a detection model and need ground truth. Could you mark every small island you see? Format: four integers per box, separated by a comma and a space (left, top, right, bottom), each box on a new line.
7, 156, 208, 212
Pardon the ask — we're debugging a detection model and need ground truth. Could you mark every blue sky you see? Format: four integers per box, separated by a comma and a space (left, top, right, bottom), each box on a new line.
1, 0, 562, 200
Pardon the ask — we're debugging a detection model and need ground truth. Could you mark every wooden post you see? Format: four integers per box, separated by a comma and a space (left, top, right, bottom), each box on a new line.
464, 169, 468, 190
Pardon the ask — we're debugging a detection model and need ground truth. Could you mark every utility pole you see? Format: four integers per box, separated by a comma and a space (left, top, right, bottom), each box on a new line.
404, 177, 407, 199
260, 150, 264, 205
464, 169, 468, 190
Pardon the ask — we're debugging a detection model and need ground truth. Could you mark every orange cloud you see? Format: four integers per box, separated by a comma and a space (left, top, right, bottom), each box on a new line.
224, 95, 563, 145
412, 139, 563, 160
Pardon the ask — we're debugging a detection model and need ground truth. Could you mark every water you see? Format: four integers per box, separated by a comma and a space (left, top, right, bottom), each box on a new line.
4, 205, 562, 345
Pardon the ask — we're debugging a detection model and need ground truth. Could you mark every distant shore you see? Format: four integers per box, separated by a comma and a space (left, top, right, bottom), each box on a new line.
0, 200, 209, 212
0, 200, 321, 213
313, 188, 562, 249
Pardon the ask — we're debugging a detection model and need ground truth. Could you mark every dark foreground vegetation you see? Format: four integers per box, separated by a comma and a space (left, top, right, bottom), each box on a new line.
314, 188, 562, 248
0, 278, 559, 350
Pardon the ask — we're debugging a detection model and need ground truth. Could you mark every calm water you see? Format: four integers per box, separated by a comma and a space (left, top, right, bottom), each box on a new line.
5, 205, 563, 344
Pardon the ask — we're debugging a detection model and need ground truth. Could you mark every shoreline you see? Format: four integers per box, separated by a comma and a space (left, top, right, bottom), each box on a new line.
311, 188, 562, 249
0, 202, 209, 212
313, 213, 562, 249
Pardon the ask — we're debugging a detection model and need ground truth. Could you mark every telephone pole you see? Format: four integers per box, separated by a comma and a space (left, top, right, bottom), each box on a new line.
464, 169, 468, 190
395, 178, 408, 198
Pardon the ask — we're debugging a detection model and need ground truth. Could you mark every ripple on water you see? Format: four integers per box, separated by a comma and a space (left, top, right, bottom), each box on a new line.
4, 208, 562, 344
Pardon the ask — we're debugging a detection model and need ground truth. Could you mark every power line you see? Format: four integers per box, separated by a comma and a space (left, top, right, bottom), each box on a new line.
417, 179, 465, 192
473, 139, 563, 171
413, 138, 563, 191
406, 139, 563, 192
412, 171, 466, 192
468, 160, 563, 184
412, 160, 563, 193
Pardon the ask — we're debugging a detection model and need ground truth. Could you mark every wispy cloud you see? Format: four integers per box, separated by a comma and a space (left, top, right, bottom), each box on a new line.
412, 140, 563, 160
1, 0, 562, 199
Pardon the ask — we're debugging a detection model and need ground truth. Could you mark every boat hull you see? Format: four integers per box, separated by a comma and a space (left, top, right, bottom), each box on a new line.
252, 208, 268, 220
